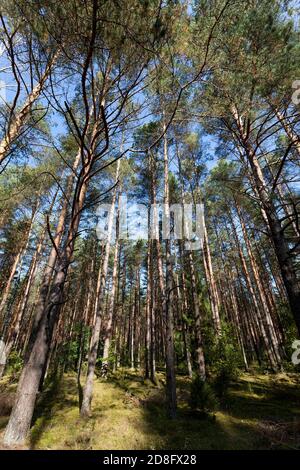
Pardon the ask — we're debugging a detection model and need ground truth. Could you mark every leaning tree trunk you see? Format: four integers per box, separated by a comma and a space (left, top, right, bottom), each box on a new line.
3, 98, 100, 443
0, 225, 46, 378
248, 149, 300, 337
26, 151, 82, 354
236, 204, 282, 366
265, 157, 300, 239
0, 203, 38, 326
228, 216, 279, 369
274, 108, 300, 157
0, 248, 23, 325
231, 105, 300, 337
3, 174, 87, 445
0, 51, 58, 167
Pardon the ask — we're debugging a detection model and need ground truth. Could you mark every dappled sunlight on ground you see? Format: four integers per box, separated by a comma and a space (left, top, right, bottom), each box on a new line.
0, 369, 299, 450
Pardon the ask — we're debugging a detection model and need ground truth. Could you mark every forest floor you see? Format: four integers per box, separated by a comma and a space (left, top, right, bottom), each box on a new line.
0, 369, 300, 450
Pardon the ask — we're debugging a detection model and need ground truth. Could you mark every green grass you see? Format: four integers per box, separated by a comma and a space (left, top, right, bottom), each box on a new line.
0, 369, 300, 450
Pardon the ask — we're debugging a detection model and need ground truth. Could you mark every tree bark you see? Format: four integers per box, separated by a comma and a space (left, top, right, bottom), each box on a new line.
80, 162, 119, 417
101, 201, 120, 377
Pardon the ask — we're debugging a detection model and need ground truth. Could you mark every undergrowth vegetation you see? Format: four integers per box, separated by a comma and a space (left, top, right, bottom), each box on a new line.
1, 369, 299, 450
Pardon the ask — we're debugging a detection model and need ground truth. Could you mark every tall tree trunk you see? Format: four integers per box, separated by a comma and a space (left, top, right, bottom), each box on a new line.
3, 170, 88, 444
162, 126, 177, 418
231, 105, 300, 337
0, 249, 23, 325
0, 225, 46, 378
3, 85, 102, 441
0, 204, 38, 325
145, 224, 152, 380
176, 145, 205, 378
236, 204, 282, 366
228, 216, 279, 369
175, 267, 193, 378
26, 151, 82, 355
80, 161, 119, 417
187, 250, 206, 378
101, 202, 120, 377
203, 217, 221, 335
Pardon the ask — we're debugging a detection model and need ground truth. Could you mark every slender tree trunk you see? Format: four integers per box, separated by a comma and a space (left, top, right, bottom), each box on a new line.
130, 284, 136, 371
80, 162, 119, 417
176, 145, 205, 378
175, 268, 193, 378
228, 216, 279, 369
145, 225, 152, 380
3, 92, 102, 441
0, 205, 37, 324
236, 205, 282, 366
187, 250, 206, 378
26, 152, 82, 357
0, 250, 23, 325
227, 270, 249, 369
0, 51, 58, 166
203, 216, 221, 335
0, 226, 46, 378
101, 204, 120, 377
274, 108, 300, 157
231, 105, 300, 337
162, 126, 177, 417
3, 170, 87, 445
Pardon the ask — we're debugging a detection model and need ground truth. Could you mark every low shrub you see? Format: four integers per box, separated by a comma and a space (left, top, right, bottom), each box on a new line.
189, 374, 217, 412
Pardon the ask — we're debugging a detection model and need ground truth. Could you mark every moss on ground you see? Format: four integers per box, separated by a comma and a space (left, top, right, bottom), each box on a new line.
0, 369, 299, 450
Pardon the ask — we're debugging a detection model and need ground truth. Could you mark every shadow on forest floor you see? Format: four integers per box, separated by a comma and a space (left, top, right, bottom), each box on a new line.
0, 369, 300, 450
